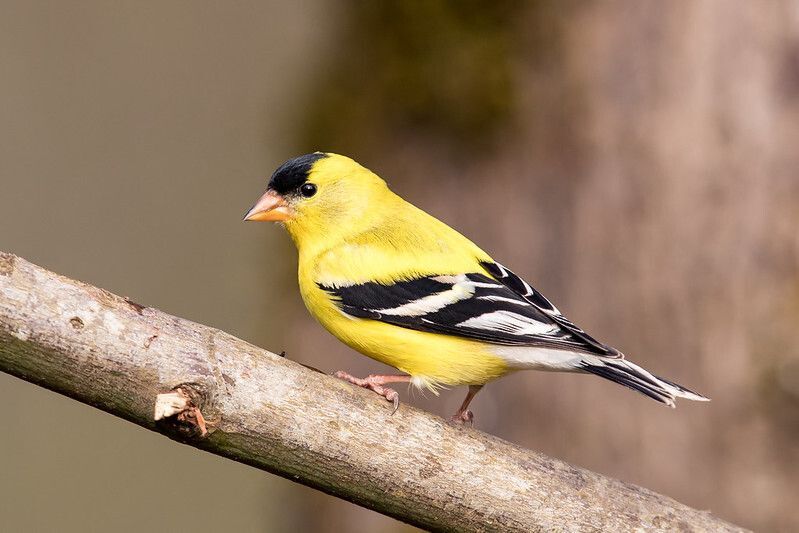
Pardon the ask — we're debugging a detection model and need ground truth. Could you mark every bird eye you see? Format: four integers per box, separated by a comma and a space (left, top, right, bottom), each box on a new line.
300, 183, 317, 198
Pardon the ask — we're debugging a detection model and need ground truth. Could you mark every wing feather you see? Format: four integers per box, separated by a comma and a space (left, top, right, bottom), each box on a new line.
320, 266, 621, 357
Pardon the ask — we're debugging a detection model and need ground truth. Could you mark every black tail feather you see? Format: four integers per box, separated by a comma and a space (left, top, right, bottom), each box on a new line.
580, 359, 709, 407
582, 363, 673, 405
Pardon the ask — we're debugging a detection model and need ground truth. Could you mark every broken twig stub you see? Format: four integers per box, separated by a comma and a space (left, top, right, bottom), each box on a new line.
154, 384, 208, 438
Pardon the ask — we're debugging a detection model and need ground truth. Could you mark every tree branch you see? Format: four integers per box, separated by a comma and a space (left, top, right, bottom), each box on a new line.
0, 251, 745, 532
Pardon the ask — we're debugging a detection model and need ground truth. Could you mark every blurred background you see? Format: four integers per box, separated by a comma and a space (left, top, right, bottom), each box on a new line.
1, 1, 798, 531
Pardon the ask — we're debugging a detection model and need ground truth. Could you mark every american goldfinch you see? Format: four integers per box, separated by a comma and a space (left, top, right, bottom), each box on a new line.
244, 152, 709, 422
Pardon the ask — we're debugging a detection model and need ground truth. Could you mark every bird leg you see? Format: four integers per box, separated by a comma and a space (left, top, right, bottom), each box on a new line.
333, 371, 411, 413
450, 385, 483, 425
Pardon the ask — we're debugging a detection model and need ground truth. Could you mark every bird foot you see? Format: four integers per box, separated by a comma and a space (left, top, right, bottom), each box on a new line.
449, 409, 474, 425
333, 371, 401, 413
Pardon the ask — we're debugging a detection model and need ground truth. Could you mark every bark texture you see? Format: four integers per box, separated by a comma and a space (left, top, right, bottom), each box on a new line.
0, 251, 745, 532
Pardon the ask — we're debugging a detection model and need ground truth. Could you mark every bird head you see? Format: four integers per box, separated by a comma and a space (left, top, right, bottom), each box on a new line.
244, 152, 390, 249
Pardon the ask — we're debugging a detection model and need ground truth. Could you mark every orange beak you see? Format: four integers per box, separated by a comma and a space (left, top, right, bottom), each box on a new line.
243, 189, 292, 222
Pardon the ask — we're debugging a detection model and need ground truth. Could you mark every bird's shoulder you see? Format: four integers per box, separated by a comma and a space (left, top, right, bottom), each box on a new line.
309, 207, 491, 288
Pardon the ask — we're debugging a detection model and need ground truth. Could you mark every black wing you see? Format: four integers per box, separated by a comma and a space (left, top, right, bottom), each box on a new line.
479, 261, 621, 357
320, 265, 621, 357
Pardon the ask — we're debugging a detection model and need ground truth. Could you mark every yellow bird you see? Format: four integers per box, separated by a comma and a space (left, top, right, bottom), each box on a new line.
244, 152, 708, 422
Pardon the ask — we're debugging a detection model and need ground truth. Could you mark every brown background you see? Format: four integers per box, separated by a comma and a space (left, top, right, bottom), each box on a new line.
1, 2, 798, 532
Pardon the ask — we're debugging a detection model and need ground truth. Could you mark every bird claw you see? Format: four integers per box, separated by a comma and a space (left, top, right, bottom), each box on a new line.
450, 409, 474, 425
367, 382, 401, 414
333, 370, 353, 381
333, 371, 402, 413
386, 388, 400, 414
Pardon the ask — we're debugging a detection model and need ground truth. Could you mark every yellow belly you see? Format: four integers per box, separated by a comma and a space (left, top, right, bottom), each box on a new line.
302, 284, 509, 389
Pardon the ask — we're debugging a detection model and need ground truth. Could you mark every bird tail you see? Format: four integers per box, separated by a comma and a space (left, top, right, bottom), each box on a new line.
580, 357, 710, 408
